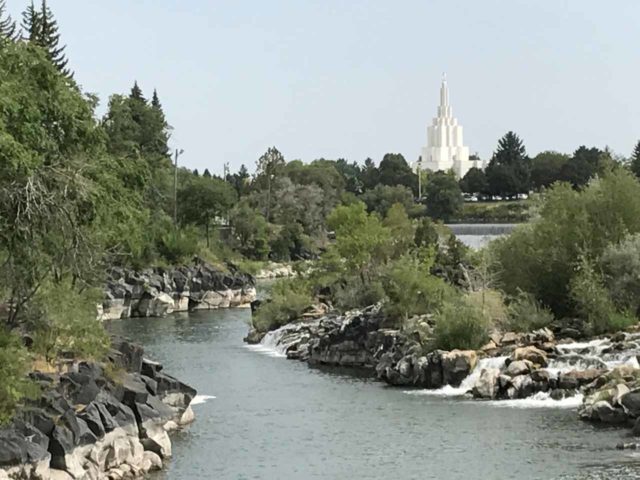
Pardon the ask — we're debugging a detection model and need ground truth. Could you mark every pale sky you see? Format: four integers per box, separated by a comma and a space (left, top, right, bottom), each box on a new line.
8, 0, 640, 174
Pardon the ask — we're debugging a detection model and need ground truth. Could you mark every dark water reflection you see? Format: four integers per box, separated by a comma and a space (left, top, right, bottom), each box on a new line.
107, 309, 640, 480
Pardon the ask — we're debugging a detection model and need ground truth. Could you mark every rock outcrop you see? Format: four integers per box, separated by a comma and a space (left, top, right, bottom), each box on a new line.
0, 339, 196, 480
99, 259, 256, 321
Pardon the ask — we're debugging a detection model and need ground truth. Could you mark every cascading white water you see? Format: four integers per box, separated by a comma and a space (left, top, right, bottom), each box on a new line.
405, 356, 508, 397
245, 326, 290, 357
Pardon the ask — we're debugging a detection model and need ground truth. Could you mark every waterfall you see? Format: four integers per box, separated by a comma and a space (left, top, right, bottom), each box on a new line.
446, 224, 517, 236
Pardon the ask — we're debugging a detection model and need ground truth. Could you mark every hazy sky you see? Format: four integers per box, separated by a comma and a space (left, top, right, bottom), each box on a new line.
8, 0, 640, 174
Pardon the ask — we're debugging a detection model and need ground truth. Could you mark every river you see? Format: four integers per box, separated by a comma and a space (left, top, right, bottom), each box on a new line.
108, 308, 640, 480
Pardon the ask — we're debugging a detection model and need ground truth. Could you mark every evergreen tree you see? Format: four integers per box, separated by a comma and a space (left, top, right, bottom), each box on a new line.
31, 0, 72, 77
203, 169, 212, 178
130, 81, 145, 102
485, 131, 531, 198
630, 140, 640, 179
193, 169, 200, 176
151, 89, 162, 110
21, 1, 40, 42
0, 0, 18, 43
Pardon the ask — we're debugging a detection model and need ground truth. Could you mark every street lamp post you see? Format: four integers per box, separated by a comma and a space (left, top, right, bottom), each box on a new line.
173, 148, 184, 228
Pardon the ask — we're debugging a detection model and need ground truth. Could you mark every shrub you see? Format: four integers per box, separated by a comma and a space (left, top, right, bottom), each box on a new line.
504, 292, 554, 332
492, 170, 640, 317
157, 227, 200, 264
27, 280, 110, 362
569, 259, 636, 335
465, 289, 508, 327
333, 276, 385, 312
383, 254, 453, 325
600, 233, 640, 315
432, 299, 492, 350
0, 328, 36, 425
252, 279, 313, 333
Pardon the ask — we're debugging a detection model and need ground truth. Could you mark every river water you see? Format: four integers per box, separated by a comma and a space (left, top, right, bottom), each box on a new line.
107, 308, 640, 480
447, 223, 517, 249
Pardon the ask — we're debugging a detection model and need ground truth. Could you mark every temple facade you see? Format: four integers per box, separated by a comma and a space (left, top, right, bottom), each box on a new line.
417, 76, 473, 178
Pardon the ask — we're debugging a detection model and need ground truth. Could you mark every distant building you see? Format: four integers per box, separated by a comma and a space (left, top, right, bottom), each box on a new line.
415, 75, 473, 179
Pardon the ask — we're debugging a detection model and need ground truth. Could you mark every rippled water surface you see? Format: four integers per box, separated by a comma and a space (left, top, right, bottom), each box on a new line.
108, 309, 640, 480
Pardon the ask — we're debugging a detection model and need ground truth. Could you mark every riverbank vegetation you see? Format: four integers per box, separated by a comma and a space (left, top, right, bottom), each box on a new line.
2, 0, 640, 426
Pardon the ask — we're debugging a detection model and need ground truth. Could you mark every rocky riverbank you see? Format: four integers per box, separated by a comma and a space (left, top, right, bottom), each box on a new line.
0, 339, 196, 480
99, 259, 256, 321
246, 305, 640, 439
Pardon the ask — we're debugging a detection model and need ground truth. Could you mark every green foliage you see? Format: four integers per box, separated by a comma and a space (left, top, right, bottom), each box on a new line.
492, 170, 640, 317
629, 140, 640, 179
456, 200, 531, 223
600, 233, 640, 315
504, 292, 554, 333
327, 202, 391, 277
531, 151, 569, 190
423, 170, 463, 221
178, 174, 237, 246
485, 131, 531, 198
569, 258, 635, 335
229, 199, 270, 260
27, 280, 109, 361
383, 253, 452, 324
378, 153, 417, 194
560, 146, 613, 188
333, 276, 386, 312
459, 167, 487, 194
157, 227, 200, 264
432, 299, 491, 351
0, 0, 18, 43
414, 217, 439, 249
252, 280, 313, 333
0, 328, 36, 425
362, 184, 419, 217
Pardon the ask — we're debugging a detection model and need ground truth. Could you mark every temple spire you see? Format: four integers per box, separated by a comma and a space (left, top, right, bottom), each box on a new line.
440, 73, 449, 108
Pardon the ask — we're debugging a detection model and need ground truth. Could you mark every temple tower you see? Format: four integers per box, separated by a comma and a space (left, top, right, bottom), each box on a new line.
417, 75, 472, 178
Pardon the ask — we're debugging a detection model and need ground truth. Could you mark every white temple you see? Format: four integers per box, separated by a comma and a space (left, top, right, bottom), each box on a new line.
416, 75, 473, 179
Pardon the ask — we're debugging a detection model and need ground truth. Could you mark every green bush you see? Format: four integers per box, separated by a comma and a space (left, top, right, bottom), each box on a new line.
157, 227, 200, 264
504, 292, 554, 332
383, 253, 452, 325
600, 233, 640, 315
252, 279, 313, 333
492, 170, 640, 317
333, 276, 386, 312
569, 259, 636, 335
0, 328, 37, 425
432, 299, 492, 350
27, 280, 110, 362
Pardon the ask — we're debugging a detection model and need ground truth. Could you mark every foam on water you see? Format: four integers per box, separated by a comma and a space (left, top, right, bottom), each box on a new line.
485, 392, 584, 409
403, 356, 508, 397
191, 395, 216, 405
245, 327, 289, 358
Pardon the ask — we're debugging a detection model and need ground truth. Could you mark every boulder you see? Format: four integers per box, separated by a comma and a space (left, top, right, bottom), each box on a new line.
504, 360, 533, 377
558, 369, 606, 390
149, 293, 174, 317
441, 350, 478, 387
620, 389, 640, 417
591, 401, 628, 424
472, 368, 500, 399
511, 346, 548, 367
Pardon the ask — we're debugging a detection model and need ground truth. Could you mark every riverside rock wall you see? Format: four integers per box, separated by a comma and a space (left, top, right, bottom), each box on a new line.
247, 305, 640, 440
99, 260, 256, 321
0, 339, 196, 480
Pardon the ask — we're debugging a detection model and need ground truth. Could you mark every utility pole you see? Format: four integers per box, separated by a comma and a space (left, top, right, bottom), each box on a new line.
173, 148, 184, 228
416, 157, 423, 200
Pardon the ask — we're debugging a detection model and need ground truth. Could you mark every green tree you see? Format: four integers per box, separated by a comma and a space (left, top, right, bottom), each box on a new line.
629, 140, 640, 179
382, 203, 415, 259
423, 171, 463, 221
229, 199, 270, 259
485, 131, 531, 198
178, 175, 237, 247
227, 164, 250, 197
360, 157, 380, 191
255, 147, 285, 221
560, 146, 613, 188
0, 0, 18, 43
379, 153, 417, 194
22, 0, 72, 77
459, 167, 487, 194
334, 158, 363, 194
203, 168, 212, 178
361, 184, 417, 217
530, 150, 569, 190
21, 1, 40, 43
